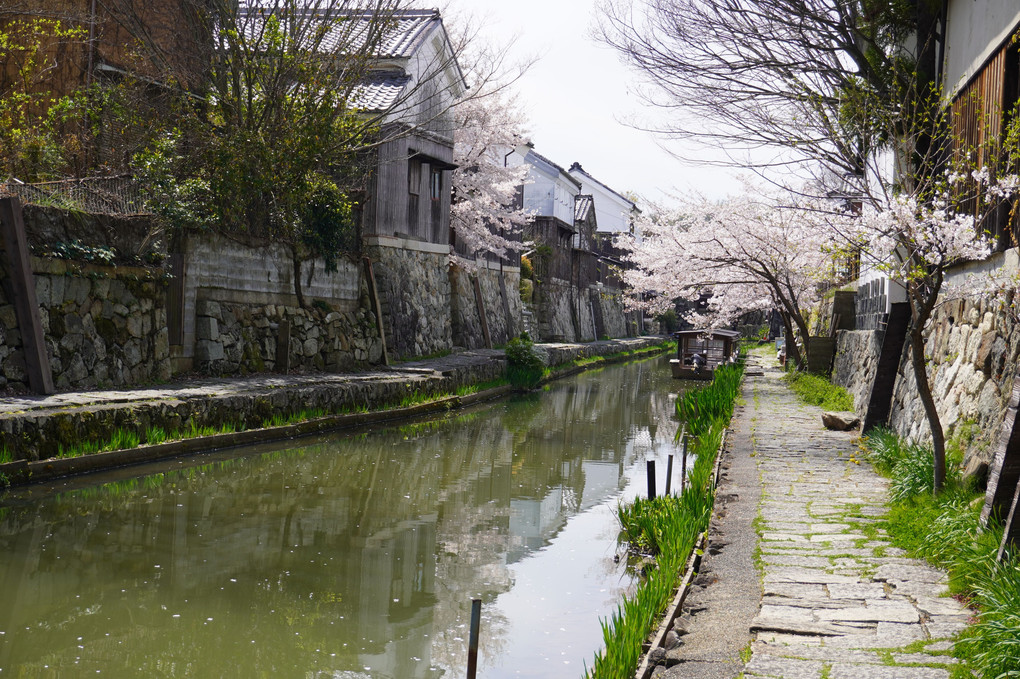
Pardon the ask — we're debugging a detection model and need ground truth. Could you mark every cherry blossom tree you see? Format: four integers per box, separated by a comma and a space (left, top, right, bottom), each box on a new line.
449, 88, 531, 267
841, 166, 1020, 492
622, 193, 845, 368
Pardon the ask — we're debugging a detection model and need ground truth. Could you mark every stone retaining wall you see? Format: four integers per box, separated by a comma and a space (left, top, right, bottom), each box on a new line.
181, 232, 362, 367
534, 277, 598, 342
532, 278, 632, 343
887, 295, 1020, 470
0, 337, 667, 464
366, 240, 452, 360
832, 329, 883, 413
0, 257, 171, 391
450, 263, 523, 349
595, 287, 629, 339
193, 298, 384, 375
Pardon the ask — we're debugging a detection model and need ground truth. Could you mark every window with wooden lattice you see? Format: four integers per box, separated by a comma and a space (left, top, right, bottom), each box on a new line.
950, 38, 1020, 251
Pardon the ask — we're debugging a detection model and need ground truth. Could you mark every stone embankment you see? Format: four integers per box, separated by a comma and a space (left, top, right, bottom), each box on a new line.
0, 337, 667, 485
655, 359, 969, 679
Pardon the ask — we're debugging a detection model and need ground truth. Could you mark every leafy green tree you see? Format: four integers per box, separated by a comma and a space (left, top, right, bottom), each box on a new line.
108, 0, 419, 305
0, 17, 94, 180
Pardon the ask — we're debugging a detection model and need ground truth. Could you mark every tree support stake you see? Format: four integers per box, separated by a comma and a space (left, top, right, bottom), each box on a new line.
0, 196, 53, 394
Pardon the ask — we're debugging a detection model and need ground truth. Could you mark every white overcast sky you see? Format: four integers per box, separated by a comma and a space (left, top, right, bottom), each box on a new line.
439, 0, 744, 207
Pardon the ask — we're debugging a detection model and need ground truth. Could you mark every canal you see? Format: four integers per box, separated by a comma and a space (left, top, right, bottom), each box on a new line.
0, 355, 687, 678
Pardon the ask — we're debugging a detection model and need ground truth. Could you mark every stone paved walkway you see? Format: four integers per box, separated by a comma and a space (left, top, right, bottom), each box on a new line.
740, 361, 971, 678
659, 357, 973, 678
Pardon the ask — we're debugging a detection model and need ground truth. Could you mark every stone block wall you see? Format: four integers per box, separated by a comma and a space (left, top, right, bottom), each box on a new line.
181, 232, 362, 367
531, 278, 634, 343
594, 287, 628, 338
192, 298, 383, 375
450, 263, 523, 349
365, 239, 452, 360
479, 265, 522, 345
0, 257, 171, 391
886, 295, 1020, 469
833, 330, 884, 413
534, 277, 581, 342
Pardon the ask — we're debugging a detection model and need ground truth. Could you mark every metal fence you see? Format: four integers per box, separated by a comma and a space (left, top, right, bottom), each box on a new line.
0, 176, 150, 216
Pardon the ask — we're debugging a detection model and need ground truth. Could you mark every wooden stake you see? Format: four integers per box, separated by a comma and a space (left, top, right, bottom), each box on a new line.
467, 598, 481, 679
0, 197, 53, 394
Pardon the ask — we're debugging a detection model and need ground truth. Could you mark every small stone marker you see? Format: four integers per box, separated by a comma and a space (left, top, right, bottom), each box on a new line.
821, 411, 860, 431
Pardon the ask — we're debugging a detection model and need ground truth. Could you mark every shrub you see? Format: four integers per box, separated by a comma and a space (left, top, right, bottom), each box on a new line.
520, 255, 534, 280
505, 332, 545, 389
888, 442, 937, 502
863, 425, 906, 474
963, 557, 1020, 678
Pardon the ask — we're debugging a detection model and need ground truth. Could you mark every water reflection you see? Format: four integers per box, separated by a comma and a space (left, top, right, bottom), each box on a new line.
0, 356, 684, 678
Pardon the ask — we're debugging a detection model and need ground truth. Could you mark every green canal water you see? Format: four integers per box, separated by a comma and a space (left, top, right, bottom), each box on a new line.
0, 355, 689, 678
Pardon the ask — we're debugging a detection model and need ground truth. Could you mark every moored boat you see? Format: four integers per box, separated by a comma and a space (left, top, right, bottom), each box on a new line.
670, 329, 741, 380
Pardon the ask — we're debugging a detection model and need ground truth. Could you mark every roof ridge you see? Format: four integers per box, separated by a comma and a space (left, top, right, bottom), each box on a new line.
568, 162, 635, 209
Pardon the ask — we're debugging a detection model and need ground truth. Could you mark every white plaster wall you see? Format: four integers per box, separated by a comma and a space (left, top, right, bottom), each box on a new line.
379, 20, 465, 140
944, 0, 1020, 96
520, 164, 577, 224
568, 169, 634, 234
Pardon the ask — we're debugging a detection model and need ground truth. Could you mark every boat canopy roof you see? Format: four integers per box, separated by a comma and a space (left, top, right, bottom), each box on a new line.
671, 329, 741, 339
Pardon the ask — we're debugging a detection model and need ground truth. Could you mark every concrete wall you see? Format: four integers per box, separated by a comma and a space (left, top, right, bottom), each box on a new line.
0, 257, 171, 391
181, 231, 361, 367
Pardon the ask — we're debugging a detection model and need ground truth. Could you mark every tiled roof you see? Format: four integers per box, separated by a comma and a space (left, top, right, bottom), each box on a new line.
574, 194, 594, 223
351, 70, 410, 111
236, 6, 442, 60
527, 148, 582, 187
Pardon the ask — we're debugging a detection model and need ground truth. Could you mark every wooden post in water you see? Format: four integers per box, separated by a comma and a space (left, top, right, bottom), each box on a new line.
664, 454, 674, 495
681, 435, 689, 491
467, 598, 482, 679
646, 460, 656, 499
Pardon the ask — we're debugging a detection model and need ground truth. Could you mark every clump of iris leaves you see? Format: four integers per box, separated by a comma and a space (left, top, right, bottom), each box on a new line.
584, 360, 744, 679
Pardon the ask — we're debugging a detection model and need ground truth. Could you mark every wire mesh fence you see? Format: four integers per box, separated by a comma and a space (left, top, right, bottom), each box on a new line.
0, 176, 151, 216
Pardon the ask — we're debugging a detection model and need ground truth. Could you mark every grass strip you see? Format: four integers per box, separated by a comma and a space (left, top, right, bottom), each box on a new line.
782, 370, 853, 411
584, 360, 744, 679
860, 427, 1020, 678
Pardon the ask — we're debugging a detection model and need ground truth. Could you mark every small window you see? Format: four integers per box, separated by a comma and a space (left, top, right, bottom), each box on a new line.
408, 158, 422, 195
430, 168, 442, 201
408, 158, 422, 235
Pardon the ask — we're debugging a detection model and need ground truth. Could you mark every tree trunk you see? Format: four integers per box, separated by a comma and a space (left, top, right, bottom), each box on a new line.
781, 311, 802, 368
908, 322, 946, 492
790, 309, 812, 371
292, 250, 307, 309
